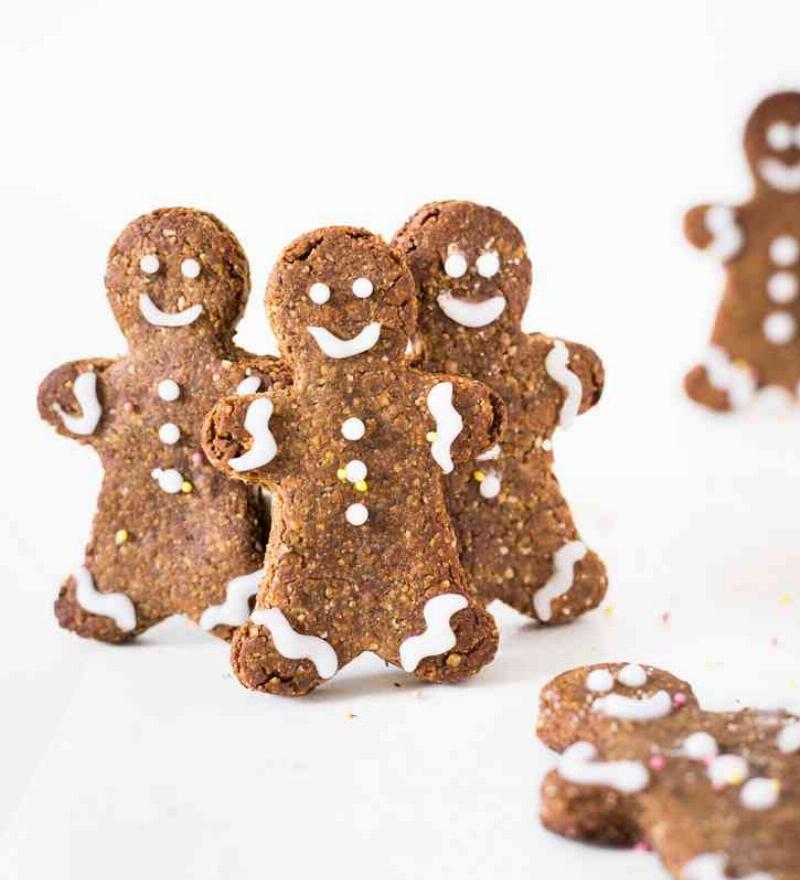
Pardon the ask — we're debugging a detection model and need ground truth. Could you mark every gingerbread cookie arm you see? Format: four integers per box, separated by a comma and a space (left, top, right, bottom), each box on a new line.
202, 389, 295, 486
534, 335, 604, 430
411, 371, 506, 470
684, 203, 744, 262
37, 358, 115, 446
229, 352, 292, 396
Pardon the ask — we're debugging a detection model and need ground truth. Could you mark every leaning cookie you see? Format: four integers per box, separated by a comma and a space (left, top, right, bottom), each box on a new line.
202, 225, 505, 695
537, 663, 800, 878
38, 207, 290, 643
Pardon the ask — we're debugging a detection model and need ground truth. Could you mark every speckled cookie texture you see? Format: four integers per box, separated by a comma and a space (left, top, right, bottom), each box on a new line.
685, 92, 800, 412
537, 663, 800, 879
202, 225, 505, 695
393, 201, 606, 624
38, 207, 289, 642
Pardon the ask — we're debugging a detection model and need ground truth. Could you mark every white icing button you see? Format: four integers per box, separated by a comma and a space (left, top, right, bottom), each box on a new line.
344, 459, 367, 483
476, 251, 500, 278
352, 277, 373, 298
740, 777, 779, 810
151, 468, 183, 494
444, 250, 467, 278
346, 502, 368, 526
181, 257, 201, 278
341, 417, 365, 441
777, 722, 800, 754
763, 311, 796, 345
617, 664, 647, 688
479, 472, 501, 499
707, 754, 748, 787
767, 121, 793, 151
683, 731, 719, 760
770, 235, 799, 266
158, 422, 180, 445
140, 254, 160, 274
309, 282, 331, 305
585, 668, 614, 693
158, 379, 180, 401
767, 271, 798, 303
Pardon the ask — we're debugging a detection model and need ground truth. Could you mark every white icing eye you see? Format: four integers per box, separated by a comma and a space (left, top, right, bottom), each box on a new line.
181, 257, 201, 279
476, 251, 500, 278
444, 250, 468, 278
352, 277, 373, 299
140, 254, 160, 274
767, 121, 793, 151
309, 282, 331, 305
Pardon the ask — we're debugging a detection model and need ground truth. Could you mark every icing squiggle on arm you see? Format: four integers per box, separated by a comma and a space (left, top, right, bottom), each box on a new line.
777, 722, 800, 754
251, 608, 338, 679
54, 372, 102, 436
558, 742, 649, 793
426, 382, 463, 474
236, 376, 262, 395
74, 566, 136, 632
199, 569, 263, 630
544, 341, 582, 429
533, 541, 586, 621
704, 205, 744, 261
399, 593, 468, 672
229, 398, 277, 473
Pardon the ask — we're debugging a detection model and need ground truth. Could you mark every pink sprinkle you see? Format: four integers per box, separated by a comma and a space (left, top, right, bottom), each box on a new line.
633, 841, 651, 852
660, 611, 671, 625
123, 401, 134, 413
673, 692, 687, 707
648, 754, 666, 772
191, 451, 204, 466
770, 637, 779, 647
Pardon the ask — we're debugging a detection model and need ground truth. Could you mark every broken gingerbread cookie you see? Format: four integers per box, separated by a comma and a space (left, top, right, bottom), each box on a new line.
38, 207, 288, 642
393, 200, 606, 625
685, 92, 800, 411
537, 662, 800, 879
202, 225, 505, 695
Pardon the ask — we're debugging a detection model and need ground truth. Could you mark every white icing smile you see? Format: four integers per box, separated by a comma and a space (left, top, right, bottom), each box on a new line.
307, 322, 381, 358
139, 293, 203, 327
758, 157, 800, 193
436, 292, 507, 328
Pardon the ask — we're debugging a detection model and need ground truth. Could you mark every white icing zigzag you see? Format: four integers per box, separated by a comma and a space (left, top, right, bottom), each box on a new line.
558, 741, 649, 793
138, 293, 203, 327
73, 566, 136, 632
533, 540, 586, 621
54, 371, 102, 436
682, 852, 773, 880
236, 375, 262, 395
307, 322, 381, 359
544, 340, 582, 429
426, 381, 463, 474
704, 205, 744, 261
703, 346, 756, 409
199, 569, 263, 630
229, 398, 277, 473
251, 608, 338, 679
399, 593, 468, 672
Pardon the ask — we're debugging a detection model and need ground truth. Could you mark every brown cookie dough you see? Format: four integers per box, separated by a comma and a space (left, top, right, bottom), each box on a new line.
393, 201, 606, 624
203, 226, 504, 696
537, 662, 800, 879
685, 92, 800, 411
38, 207, 289, 642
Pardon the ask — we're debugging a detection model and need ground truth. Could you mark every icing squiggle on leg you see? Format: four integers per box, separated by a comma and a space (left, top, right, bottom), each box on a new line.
73, 566, 136, 631
426, 382, 463, 474
545, 341, 582, 429
250, 608, 338, 679
230, 398, 278, 472
199, 568, 263, 630
54, 372, 102, 436
534, 540, 587, 622
703, 346, 756, 409
399, 593, 468, 672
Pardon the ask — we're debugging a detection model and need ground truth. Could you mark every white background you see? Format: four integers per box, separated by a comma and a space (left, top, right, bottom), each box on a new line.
2, 2, 800, 878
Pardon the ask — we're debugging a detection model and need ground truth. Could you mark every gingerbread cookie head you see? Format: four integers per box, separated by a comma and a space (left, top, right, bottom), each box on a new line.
106, 207, 250, 344
266, 226, 416, 372
745, 91, 800, 196
393, 201, 532, 343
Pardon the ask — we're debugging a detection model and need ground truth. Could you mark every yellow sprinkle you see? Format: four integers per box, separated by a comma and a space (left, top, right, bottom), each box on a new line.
180, 481, 193, 494
789, 678, 797, 689
114, 529, 128, 546
354, 480, 368, 493
780, 592, 792, 605
728, 770, 745, 785
337, 468, 347, 481
473, 470, 486, 482
603, 604, 614, 617
426, 431, 437, 442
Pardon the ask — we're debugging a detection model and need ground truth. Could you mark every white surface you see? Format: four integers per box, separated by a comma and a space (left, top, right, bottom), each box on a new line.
2, 1, 800, 878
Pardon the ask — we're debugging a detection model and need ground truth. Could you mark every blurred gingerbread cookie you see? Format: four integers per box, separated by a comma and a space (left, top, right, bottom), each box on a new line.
537, 662, 800, 879
38, 207, 288, 642
393, 201, 606, 625
685, 92, 800, 411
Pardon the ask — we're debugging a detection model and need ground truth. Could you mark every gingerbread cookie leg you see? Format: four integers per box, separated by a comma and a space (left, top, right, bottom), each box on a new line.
54, 565, 143, 644
684, 347, 757, 412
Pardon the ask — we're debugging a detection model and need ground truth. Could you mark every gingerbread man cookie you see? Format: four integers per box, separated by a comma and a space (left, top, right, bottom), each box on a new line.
537, 663, 800, 879
685, 92, 800, 411
393, 201, 606, 624
202, 226, 505, 695
38, 208, 288, 642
